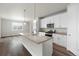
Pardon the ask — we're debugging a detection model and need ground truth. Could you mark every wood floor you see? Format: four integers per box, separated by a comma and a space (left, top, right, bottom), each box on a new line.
0, 36, 75, 56
52, 43, 75, 56
0, 36, 31, 56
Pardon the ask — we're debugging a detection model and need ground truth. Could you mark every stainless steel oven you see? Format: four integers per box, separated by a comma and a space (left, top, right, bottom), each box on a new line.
45, 23, 56, 37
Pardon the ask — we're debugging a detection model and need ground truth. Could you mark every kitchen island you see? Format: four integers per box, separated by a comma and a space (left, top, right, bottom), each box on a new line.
19, 33, 53, 56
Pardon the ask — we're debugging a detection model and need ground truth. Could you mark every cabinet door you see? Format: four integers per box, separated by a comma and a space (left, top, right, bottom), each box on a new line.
45, 17, 50, 24
53, 13, 68, 28
48, 16, 54, 23
60, 13, 68, 28
40, 18, 47, 28
54, 14, 60, 28
40, 17, 50, 28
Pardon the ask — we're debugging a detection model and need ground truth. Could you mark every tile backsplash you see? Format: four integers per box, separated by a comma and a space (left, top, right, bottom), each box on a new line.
39, 28, 67, 33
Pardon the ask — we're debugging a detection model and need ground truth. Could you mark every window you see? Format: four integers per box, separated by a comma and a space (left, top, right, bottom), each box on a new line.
12, 22, 23, 31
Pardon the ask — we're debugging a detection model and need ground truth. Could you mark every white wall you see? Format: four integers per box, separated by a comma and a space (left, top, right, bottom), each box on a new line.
0, 4, 35, 35
67, 4, 79, 55
1, 18, 29, 37
77, 5, 79, 55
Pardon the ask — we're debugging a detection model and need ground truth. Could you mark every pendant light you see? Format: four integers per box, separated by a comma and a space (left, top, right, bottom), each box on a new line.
34, 3, 36, 21
19, 9, 26, 35
33, 3, 37, 34
22, 9, 26, 34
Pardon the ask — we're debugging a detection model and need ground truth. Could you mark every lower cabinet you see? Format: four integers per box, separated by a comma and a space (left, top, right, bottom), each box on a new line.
53, 34, 67, 48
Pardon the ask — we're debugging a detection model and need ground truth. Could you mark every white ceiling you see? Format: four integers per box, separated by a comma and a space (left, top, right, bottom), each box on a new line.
35, 3, 68, 17
0, 3, 68, 21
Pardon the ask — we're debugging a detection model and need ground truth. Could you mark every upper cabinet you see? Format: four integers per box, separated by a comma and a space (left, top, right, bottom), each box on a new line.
40, 12, 67, 28
60, 13, 68, 28
48, 16, 54, 23
53, 14, 60, 28
40, 18, 47, 28
54, 12, 67, 28
40, 17, 53, 28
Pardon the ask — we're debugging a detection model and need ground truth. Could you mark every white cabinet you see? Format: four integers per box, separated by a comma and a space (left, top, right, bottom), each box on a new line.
41, 19, 47, 28
48, 16, 54, 23
40, 17, 50, 28
40, 18, 46, 28
53, 34, 67, 47
60, 13, 68, 28
67, 4, 79, 55
40, 12, 67, 28
54, 12, 67, 28
53, 14, 60, 28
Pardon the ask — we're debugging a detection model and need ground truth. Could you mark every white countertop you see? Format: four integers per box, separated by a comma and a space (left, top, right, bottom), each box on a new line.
20, 33, 51, 44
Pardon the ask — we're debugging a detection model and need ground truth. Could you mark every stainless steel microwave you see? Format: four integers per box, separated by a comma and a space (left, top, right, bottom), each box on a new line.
47, 23, 54, 28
